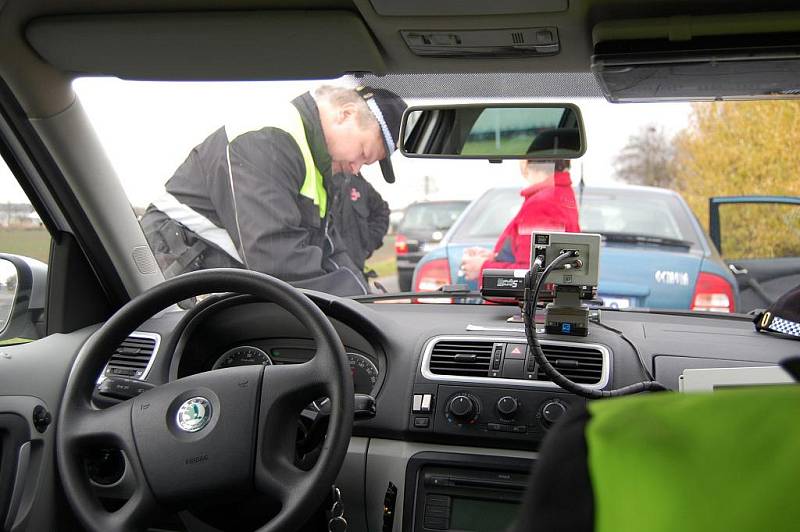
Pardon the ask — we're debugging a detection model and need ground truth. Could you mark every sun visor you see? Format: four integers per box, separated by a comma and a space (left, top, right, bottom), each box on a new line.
591, 12, 800, 102
26, 11, 385, 80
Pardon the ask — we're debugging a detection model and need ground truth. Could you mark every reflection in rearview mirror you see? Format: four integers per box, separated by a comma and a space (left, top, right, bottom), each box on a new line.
0, 258, 17, 333
401, 104, 585, 160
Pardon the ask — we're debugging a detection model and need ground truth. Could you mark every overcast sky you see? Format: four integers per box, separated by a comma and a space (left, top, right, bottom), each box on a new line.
0, 78, 691, 209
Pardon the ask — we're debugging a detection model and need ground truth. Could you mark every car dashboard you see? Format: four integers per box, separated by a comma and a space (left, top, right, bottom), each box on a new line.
2, 293, 797, 532
85, 292, 797, 531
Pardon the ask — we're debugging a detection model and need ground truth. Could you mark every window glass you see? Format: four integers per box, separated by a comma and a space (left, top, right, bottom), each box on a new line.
0, 160, 49, 343
452, 189, 523, 241
399, 202, 469, 232
718, 203, 800, 260
71, 75, 800, 314
0, 167, 50, 263
579, 192, 698, 246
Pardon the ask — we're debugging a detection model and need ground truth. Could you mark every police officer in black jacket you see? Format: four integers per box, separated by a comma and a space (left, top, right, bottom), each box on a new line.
140, 85, 406, 296
332, 171, 390, 275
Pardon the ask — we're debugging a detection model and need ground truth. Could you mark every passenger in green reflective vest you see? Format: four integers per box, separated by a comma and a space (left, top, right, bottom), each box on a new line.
140, 85, 406, 296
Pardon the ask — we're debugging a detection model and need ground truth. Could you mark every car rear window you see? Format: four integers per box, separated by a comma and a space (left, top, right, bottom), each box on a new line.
451, 189, 524, 241
451, 188, 701, 248
399, 202, 468, 232
580, 190, 700, 247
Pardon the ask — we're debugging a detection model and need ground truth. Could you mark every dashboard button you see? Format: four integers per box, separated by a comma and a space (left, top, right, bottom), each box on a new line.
504, 343, 527, 360
424, 505, 449, 517
492, 345, 504, 369
420, 394, 432, 412
412, 394, 423, 413
426, 495, 451, 507
424, 517, 448, 530
414, 417, 430, 428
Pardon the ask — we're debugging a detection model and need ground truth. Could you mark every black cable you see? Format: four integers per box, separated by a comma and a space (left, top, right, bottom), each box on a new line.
523, 251, 668, 399
592, 320, 659, 384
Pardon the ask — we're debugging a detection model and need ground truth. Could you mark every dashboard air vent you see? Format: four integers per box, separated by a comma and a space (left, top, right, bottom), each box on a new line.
429, 340, 493, 377
536, 344, 603, 384
104, 333, 158, 380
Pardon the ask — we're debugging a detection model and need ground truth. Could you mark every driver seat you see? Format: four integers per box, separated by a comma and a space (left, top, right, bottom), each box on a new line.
512, 384, 800, 532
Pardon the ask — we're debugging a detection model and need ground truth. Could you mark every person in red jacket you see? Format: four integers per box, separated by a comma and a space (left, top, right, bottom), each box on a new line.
460, 159, 580, 281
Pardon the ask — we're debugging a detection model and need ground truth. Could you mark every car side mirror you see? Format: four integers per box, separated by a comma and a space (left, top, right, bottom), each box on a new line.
0, 254, 47, 342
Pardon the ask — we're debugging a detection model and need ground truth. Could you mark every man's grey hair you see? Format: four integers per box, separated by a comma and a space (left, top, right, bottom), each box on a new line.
313, 85, 375, 126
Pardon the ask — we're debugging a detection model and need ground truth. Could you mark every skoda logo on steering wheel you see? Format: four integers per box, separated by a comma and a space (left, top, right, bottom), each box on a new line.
176, 397, 213, 433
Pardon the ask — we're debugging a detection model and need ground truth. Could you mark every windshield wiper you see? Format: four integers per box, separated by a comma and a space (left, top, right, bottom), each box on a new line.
600, 232, 693, 249
351, 285, 484, 303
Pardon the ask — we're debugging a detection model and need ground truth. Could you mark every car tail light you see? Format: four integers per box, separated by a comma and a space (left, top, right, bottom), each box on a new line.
395, 234, 408, 255
414, 258, 452, 292
691, 272, 735, 313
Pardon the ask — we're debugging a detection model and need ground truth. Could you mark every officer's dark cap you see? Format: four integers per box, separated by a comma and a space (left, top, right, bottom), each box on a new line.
356, 86, 407, 183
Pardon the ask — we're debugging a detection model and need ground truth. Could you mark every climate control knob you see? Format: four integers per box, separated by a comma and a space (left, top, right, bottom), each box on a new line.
496, 396, 519, 417
447, 394, 478, 422
540, 400, 567, 426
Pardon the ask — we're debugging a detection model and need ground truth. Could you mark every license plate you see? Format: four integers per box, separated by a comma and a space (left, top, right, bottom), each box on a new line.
602, 297, 632, 309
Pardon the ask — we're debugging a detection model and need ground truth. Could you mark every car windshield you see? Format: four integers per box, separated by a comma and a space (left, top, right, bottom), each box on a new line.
69, 75, 800, 315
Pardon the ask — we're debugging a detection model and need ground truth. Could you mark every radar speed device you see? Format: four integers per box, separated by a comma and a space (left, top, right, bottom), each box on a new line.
531, 232, 600, 288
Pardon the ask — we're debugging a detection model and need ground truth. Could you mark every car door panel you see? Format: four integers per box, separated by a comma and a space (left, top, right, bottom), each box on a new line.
725, 257, 800, 310
709, 196, 800, 312
0, 329, 93, 532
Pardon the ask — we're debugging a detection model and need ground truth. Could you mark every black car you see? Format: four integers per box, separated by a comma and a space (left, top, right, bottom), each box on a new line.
394, 200, 469, 291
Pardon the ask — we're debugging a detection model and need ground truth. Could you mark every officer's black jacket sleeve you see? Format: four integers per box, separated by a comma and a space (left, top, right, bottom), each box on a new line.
363, 178, 390, 256
215, 128, 329, 281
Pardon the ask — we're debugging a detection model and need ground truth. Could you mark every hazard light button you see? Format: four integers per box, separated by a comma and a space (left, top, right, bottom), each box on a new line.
504, 343, 527, 360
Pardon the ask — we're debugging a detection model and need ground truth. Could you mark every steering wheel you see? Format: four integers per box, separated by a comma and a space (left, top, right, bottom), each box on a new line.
57, 269, 355, 532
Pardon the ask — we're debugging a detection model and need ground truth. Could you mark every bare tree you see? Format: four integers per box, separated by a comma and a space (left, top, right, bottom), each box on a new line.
614, 125, 675, 188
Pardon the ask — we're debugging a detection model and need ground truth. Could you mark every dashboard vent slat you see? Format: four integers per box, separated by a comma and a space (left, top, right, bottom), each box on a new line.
536, 344, 604, 384
429, 340, 493, 377
104, 333, 158, 380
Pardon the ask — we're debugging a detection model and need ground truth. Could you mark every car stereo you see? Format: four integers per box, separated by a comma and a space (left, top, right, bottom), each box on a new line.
404, 452, 533, 532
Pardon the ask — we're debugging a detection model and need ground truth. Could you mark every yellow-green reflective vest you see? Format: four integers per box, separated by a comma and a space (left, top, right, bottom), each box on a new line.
226, 104, 327, 217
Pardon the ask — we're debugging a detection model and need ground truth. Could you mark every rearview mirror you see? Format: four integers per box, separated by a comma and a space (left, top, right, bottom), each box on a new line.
400, 103, 586, 160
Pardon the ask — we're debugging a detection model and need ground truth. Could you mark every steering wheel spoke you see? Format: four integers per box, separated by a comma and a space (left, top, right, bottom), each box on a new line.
62, 401, 133, 447
59, 400, 161, 531
254, 453, 310, 503
100, 479, 160, 532
252, 357, 330, 498
261, 357, 330, 409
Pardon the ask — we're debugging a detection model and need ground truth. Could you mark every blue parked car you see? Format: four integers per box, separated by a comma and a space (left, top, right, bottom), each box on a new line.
412, 185, 739, 312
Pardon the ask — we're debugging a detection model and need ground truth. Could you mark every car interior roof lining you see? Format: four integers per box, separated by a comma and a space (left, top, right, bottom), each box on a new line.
1, 0, 799, 116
